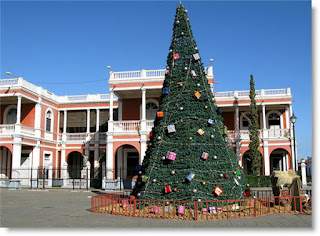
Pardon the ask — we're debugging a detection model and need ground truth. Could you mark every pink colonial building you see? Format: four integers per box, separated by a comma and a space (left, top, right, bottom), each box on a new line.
0, 65, 297, 189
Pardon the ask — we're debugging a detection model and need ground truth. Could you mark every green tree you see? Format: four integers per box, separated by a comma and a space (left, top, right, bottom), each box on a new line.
248, 74, 262, 175
131, 4, 250, 201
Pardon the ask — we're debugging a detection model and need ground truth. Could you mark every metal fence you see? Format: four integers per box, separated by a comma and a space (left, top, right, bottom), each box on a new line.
91, 192, 312, 221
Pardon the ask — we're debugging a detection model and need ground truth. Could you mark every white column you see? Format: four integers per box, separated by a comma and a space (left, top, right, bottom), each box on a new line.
86, 109, 90, 133
16, 95, 22, 124
263, 143, 270, 175
108, 91, 114, 132
262, 104, 266, 130
32, 143, 41, 169
301, 159, 307, 188
117, 146, 123, 179
63, 110, 67, 133
106, 140, 113, 180
96, 109, 100, 132
12, 137, 22, 178
118, 99, 123, 121
141, 87, 147, 131
140, 136, 147, 163
34, 98, 42, 138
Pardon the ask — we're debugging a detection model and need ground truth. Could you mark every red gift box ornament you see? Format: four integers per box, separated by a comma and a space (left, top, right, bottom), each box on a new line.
164, 186, 172, 193
166, 151, 177, 161
214, 186, 223, 196
245, 189, 251, 197
194, 91, 201, 99
173, 53, 180, 60
157, 111, 164, 117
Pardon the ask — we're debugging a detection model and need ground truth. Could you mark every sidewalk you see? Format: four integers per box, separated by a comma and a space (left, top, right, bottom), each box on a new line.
0, 188, 312, 228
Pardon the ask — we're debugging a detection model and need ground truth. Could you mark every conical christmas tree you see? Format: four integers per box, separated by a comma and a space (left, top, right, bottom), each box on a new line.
132, 4, 251, 201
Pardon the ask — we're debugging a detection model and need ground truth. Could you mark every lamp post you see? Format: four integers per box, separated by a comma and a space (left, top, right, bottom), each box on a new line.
290, 113, 297, 170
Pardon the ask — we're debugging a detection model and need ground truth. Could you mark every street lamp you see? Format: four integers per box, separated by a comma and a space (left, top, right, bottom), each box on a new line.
6, 72, 19, 77
290, 113, 297, 170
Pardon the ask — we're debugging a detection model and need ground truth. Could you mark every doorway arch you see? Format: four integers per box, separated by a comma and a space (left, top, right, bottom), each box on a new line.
67, 151, 84, 178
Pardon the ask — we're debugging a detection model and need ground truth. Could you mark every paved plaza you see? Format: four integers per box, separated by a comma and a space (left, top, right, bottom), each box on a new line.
0, 188, 312, 228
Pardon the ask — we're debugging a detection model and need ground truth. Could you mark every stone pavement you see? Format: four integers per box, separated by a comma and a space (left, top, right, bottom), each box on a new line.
0, 188, 312, 228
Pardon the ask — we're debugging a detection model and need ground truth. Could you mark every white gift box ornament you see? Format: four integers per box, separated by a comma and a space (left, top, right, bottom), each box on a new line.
193, 53, 200, 60
190, 70, 197, 77
167, 124, 176, 133
187, 172, 195, 181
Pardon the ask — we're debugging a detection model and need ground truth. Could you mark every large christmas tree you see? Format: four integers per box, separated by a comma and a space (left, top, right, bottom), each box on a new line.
131, 4, 250, 201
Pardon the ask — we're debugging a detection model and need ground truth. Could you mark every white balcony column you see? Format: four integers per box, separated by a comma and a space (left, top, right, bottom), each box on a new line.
301, 159, 307, 188
96, 109, 100, 132
62, 110, 67, 141
285, 106, 290, 131
282, 154, 287, 171
261, 103, 268, 139
86, 109, 90, 134
141, 69, 147, 79
140, 87, 147, 131
108, 91, 114, 132
16, 95, 22, 124
34, 98, 42, 138
32, 142, 41, 169
118, 99, 123, 121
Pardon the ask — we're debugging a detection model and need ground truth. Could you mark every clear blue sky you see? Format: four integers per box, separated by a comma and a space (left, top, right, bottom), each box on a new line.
1, 0, 312, 160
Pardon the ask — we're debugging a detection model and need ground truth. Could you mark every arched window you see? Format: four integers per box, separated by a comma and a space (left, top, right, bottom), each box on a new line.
268, 113, 280, 129
146, 102, 158, 120
6, 108, 17, 124
45, 110, 53, 132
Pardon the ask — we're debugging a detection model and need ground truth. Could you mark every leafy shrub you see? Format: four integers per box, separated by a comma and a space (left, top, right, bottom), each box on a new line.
245, 175, 271, 187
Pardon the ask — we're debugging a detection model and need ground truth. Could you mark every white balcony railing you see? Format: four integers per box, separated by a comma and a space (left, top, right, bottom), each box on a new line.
215, 88, 291, 98
0, 124, 15, 134
113, 121, 141, 132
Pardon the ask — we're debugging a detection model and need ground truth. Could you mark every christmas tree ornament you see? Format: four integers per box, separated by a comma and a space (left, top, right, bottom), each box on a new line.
220, 126, 228, 135
138, 171, 142, 175
245, 189, 251, 197
162, 87, 169, 95
190, 70, 197, 77
156, 111, 164, 117
185, 9, 188, 12
178, 205, 185, 214
202, 208, 208, 214
130, 195, 135, 200
193, 53, 200, 60
173, 187, 178, 192
213, 155, 217, 159
165, 69, 170, 74
167, 124, 176, 133
224, 174, 229, 179
194, 91, 201, 99
179, 107, 184, 110
166, 151, 177, 160
214, 187, 223, 196
187, 172, 195, 181
189, 137, 193, 141
197, 83, 200, 87
170, 170, 175, 175
201, 181, 206, 186
246, 184, 250, 187
173, 53, 180, 59
165, 201, 170, 206
198, 199, 201, 202
201, 152, 209, 160
205, 105, 208, 109
197, 129, 204, 136
176, 20, 180, 24
178, 82, 183, 87
181, 32, 184, 35
193, 189, 197, 193
184, 66, 188, 70
233, 171, 237, 175
195, 47, 198, 50
152, 179, 157, 183
161, 156, 166, 160
166, 65, 170, 69
209, 206, 217, 214
137, 193, 141, 197
219, 173, 224, 178
187, 18, 189, 21
157, 136, 162, 140
208, 118, 214, 124
235, 166, 241, 175
164, 186, 172, 193
211, 135, 215, 139
142, 176, 148, 182
234, 178, 239, 185
216, 107, 222, 115
136, 165, 142, 171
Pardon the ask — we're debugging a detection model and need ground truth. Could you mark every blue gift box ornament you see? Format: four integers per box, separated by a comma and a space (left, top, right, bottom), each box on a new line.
208, 118, 214, 125
136, 165, 142, 171
186, 172, 195, 181
162, 88, 169, 95
216, 107, 222, 115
